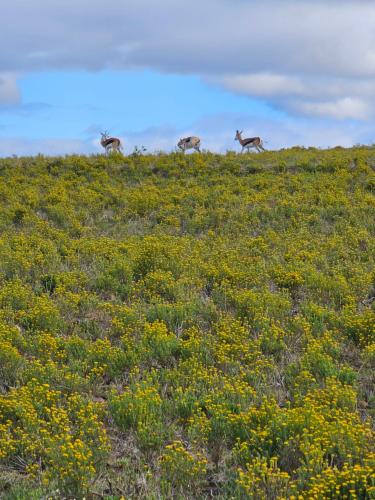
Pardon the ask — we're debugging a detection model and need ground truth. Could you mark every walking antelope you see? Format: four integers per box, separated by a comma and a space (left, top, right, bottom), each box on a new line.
100, 131, 122, 154
177, 136, 201, 153
235, 130, 265, 153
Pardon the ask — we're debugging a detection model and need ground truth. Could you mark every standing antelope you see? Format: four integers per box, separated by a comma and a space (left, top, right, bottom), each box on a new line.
177, 136, 201, 153
100, 131, 122, 154
235, 130, 265, 153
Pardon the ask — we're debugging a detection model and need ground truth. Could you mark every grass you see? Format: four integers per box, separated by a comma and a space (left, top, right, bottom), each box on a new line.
0, 147, 374, 498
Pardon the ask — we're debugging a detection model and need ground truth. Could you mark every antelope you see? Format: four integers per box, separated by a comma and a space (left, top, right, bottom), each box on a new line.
177, 136, 201, 153
235, 130, 265, 153
100, 131, 122, 154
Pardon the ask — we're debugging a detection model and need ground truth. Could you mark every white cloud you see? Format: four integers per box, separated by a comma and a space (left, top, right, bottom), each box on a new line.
217, 74, 304, 97
213, 73, 375, 119
0, 73, 21, 105
292, 98, 371, 120
0, 137, 92, 157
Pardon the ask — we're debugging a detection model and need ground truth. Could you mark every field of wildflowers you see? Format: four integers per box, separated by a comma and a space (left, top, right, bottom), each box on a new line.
0, 147, 373, 498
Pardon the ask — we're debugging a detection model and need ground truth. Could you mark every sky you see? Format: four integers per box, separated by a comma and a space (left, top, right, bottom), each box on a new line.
1, 0, 375, 155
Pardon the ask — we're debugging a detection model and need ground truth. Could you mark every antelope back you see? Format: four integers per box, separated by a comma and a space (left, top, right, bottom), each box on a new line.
243, 136, 261, 146
102, 137, 120, 147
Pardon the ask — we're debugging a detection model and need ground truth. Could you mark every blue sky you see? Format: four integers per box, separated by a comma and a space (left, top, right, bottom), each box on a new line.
1, 0, 375, 155
13, 71, 279, 137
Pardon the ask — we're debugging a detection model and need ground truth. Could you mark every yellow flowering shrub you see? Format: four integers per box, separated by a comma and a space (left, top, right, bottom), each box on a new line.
141, 320, 180, 363
343, 308, 375, 346
110, 379, 165, 448
0, 379, 108, 495
303, 454, 375, 499
159, 440, 208, 495
237, 457, 292, 499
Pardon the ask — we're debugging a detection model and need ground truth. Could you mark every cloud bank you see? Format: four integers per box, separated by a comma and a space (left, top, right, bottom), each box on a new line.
1, 0, 375, 121
1, 112, 372, 157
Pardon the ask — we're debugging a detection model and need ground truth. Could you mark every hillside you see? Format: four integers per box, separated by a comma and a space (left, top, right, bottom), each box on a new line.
0, 148, 374, 499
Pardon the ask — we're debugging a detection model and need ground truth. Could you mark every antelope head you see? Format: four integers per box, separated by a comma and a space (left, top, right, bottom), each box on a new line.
234, 130, 243, 141
100, 130, 109, 141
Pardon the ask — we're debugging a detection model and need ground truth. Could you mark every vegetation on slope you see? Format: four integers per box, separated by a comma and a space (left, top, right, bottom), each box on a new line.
0, 148, 374, 499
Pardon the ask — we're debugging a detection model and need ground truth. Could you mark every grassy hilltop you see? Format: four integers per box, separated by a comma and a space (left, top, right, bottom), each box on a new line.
0, 148, 374, 498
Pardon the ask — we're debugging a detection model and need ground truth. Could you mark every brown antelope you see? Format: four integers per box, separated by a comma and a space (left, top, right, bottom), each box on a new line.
100, 131, 122, 154
177, 136, 201, 153
235, 130, 265, 153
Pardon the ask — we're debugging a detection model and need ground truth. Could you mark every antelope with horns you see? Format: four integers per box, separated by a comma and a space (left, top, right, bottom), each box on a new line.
177, 136, 201, 153
235, 130, 265, 153
100, 131, 122, 154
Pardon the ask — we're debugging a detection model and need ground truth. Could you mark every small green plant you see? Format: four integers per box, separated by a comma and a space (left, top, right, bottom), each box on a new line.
130, 145, 147, 157
12, 208, 27, 225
